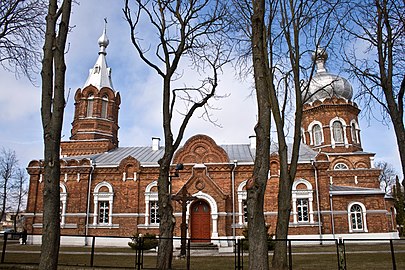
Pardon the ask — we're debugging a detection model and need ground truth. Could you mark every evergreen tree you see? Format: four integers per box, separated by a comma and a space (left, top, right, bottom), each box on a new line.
394, 176, 405, 236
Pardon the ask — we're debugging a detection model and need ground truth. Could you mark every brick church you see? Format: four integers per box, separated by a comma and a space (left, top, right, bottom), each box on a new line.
25, 28, 398, 246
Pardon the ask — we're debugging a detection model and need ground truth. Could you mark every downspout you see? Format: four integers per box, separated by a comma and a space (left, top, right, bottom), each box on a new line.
231, 160, 237, 240
85, 159, 95, 246
330, 193, 335, 238
311, 161, 322, 244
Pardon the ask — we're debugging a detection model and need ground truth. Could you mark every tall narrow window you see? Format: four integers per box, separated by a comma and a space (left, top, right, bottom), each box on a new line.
351, 123, 358, 143
243, 200, 248, 223
86, 94, 94, 117
150, 201, 160, 224
332, 121, 344, 143
312, 124, 322, 146
101, 95, 108, 118
98, 201, 109, 224
297, 199, 309, 222
350, 204, 363, 231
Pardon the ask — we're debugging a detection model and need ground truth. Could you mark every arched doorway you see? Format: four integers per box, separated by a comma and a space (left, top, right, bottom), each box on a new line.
190, 200, 211, 242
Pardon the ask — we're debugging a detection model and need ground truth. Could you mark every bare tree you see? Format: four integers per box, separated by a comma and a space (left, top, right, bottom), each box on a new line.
246, 0, 341, 268
39, 0, 72, 269
9, 168, 28, 232
0, 148, 18, 221
123, 1, 231, 269
0, 0, 46, 81
375, 161, 397, 194
340, 0, 405, 179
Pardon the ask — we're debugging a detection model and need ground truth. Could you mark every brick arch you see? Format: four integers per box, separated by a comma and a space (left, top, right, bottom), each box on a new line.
81, 85, 99, 98
173, 134, 229, 164
99, 87, 117, 100
354, 161, 368, 169
331, 157, 353, 170
118, 156, 140, 172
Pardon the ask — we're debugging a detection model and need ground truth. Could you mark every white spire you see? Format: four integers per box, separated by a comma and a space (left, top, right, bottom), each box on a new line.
83, 19, 114, 90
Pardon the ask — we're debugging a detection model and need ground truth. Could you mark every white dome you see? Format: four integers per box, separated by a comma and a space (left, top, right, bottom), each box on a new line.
305, 49, 353, 103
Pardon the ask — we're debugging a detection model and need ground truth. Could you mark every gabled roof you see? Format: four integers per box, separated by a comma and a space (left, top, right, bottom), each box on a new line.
330, 185, 385, 195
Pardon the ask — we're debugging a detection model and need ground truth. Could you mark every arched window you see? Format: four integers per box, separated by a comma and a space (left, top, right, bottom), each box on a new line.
334, 162, 349, 170
86, 94, 94, 117
101, 95, 108, 118
292, 179, 314, 224
93, 182, 114, 226
348, 202, 368, 233
237, 180, 248, 225
301, 128, 306, 144
144, 181, 159, 227
351, 121, 360, 144
332, 121, 344, 143
312, 124, 322, 146
60, 183, 67, 226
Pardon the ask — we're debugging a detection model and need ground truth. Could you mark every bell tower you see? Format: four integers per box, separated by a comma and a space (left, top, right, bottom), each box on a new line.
301, 48, 362, 153
61, 23, 121, 156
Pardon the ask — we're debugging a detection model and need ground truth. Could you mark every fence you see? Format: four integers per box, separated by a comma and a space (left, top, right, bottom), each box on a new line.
1, 233, 404, 269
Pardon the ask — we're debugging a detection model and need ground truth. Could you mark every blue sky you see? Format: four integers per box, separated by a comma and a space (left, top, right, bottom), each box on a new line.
0, 0, 401, 176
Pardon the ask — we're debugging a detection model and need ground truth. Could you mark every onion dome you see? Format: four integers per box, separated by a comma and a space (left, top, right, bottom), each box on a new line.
305, 48, 353, 103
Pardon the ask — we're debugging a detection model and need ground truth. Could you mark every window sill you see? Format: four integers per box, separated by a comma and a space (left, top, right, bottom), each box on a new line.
289, 222, 320, 227
88, 224, 119, 229
138, 224, 160, 229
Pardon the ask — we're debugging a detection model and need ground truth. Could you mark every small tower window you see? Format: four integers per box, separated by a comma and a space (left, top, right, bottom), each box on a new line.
101, 95, 108, 118
332, 121, 344, 143
86, 94, 94, 117
351, 122, 358, 143
312, 124, 322, 146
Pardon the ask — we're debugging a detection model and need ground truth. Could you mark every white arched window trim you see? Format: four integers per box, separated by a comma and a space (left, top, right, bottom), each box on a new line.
60, 183, 67, 226
350, 120, 360, 144
334, 162, 349, 170
292, 179, 314, 224
187, 191, 219, 239
308, 121, 324, 146
144, 181, 158, 227
93, 181, 114, 226
237, 180, 248, 225
301, 127, 306, 144
101, 95, 108, 119
86, 94, 94, 118
329, 117, 348, 148
348, 202, 368, 233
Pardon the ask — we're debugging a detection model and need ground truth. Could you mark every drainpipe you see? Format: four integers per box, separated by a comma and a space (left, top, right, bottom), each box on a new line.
330, 193, 335, 238
85, 160, 95, 246
231, 160, 237, 240
311, 160, 323, 244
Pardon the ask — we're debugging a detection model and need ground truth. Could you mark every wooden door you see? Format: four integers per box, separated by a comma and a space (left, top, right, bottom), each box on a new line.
190, 200, 211, 242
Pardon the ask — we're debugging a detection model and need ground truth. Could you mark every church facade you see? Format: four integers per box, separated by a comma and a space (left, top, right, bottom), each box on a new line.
24, 29, 398, 246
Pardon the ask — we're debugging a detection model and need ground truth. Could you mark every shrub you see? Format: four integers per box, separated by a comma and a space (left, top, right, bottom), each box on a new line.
128, 233, 158, 250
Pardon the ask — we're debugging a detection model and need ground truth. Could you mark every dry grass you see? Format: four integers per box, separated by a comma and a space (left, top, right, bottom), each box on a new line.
1, 240, 404, 269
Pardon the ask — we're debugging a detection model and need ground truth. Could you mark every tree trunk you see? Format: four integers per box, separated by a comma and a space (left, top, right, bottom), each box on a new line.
157, 152, 175, 269
248, 0, 272, 269
39, 1, 71, 269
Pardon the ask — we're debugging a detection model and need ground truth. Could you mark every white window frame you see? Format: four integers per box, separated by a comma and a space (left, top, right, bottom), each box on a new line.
308, 121, 324, 146
237, 180, 247, 225
60, 183, 67, 226
350, 120, 360, 144
292, 179, 314, 224
101, 95, 108, 118
93, 181, 114, 226
329, 117, 348, 148
86, 94, 94, 117
334, 162, 349, 170
301, 127, 306, 144
144, 181, 159, 227
348, 202, 368, 233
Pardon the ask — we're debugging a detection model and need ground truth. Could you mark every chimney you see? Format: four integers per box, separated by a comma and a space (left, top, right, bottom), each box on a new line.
249, 135, 256, 149
152, 137, 160, 151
